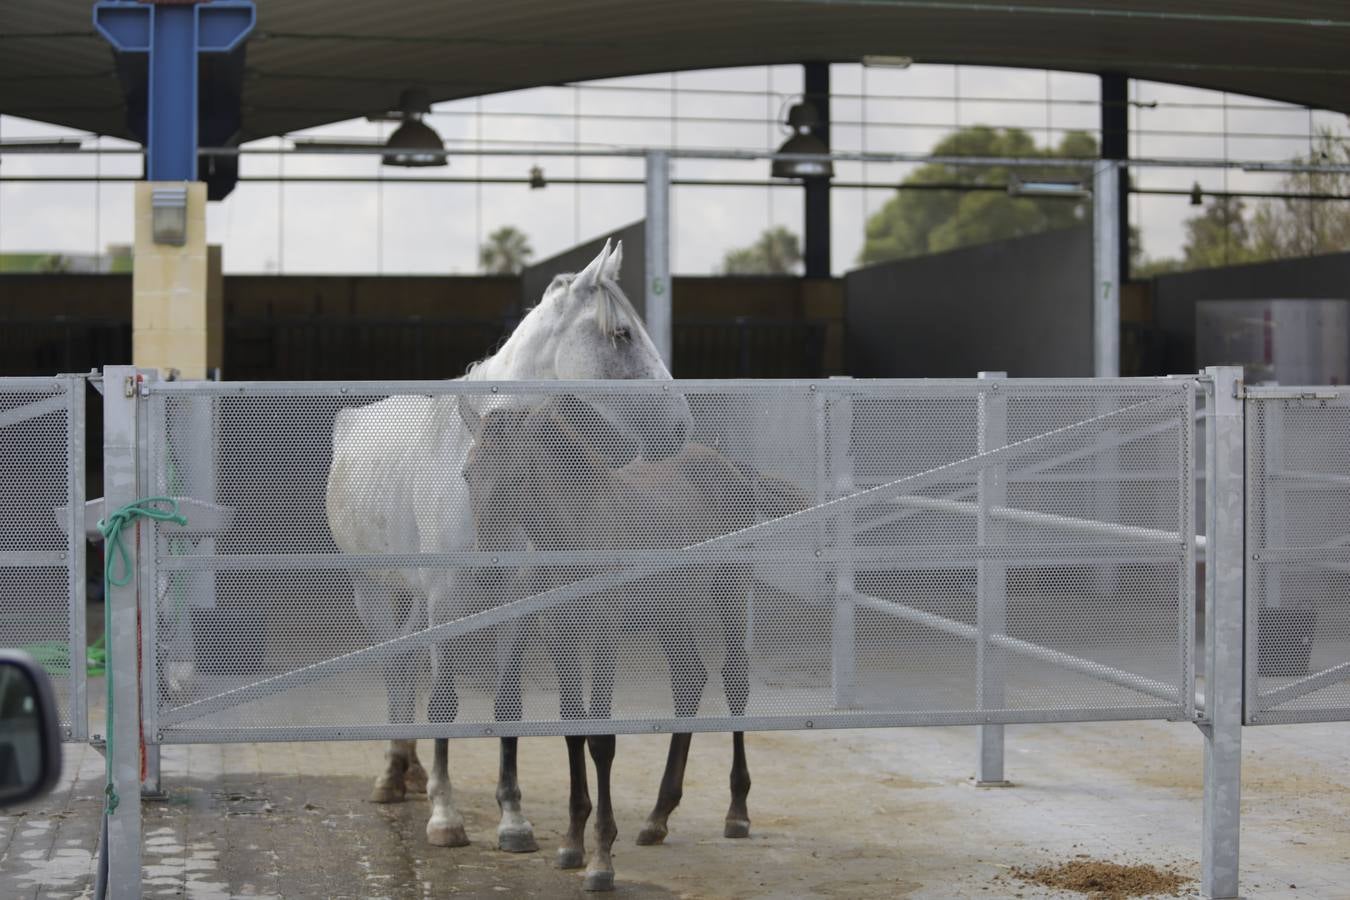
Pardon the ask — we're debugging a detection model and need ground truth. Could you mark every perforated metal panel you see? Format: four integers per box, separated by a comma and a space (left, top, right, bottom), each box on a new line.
1245, 387, 1350, 725
142, 378, 1196, 743
0, 376, 86, 740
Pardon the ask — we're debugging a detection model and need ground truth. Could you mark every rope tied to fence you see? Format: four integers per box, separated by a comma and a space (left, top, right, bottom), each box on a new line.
98, 497, 187, 585
95, 497, 188, 817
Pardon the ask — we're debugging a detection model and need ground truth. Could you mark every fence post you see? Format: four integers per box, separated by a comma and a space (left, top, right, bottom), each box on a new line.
65, 373, 89, 742
138, 370, 165, 798
103, 365, 144, 900
1093, 160, 1121, 377
827, 388, 856, 709
644, 149, 672, 369
1202, 365, 1243, 900
976, 372, 1012, 786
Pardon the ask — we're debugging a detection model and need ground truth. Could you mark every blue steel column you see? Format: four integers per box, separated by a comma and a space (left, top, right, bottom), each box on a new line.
148, 6, 197, 182
94, 0, 255, 182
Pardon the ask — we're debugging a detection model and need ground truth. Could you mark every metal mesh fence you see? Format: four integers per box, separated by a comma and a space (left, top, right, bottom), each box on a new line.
0, 376, 85, 739
1246, 387, 1350, 725
141, 378, 1196, 743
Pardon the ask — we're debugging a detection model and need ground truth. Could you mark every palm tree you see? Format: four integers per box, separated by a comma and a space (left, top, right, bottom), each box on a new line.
480, 226, 534, 275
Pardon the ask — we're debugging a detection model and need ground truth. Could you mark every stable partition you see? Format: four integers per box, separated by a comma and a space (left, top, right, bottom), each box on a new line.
128, 376, 1198, 744
1245, 385, 1350, 725
0, 374, 87, 740
95, 368, 1274, 899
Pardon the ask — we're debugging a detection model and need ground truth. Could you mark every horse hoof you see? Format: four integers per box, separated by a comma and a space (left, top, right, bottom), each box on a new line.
427, 819, 470, 848
404, 763, 429, 795
556, 847, 585, 870
635, 823, 667, 846
370, 781, 405, 804
498, 826, 539, 853
723, 819, 751, 839
583, 870, 615, 892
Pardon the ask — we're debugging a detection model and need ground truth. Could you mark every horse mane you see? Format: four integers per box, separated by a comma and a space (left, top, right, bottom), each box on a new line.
593, 275, 642, 341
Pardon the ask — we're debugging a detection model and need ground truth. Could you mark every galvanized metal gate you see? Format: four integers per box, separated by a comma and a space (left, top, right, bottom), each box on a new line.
98, 366, 1278, 900
0, 375, 87, 740
1244, 385, 1350, 725
132, 376, 1198, 743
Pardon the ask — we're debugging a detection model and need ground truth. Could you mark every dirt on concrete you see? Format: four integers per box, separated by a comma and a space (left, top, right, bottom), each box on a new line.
6, 718, 1349, 898
1006, 859, 1192, 899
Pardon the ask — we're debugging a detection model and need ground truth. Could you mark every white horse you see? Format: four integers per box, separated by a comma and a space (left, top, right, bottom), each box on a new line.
325, 240, 691, 855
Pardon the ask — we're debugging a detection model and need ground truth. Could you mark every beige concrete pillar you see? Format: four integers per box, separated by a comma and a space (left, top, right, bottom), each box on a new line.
133, 181, 223, 378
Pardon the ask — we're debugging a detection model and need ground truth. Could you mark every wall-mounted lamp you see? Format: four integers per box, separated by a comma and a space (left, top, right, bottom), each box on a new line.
529, 165, 547, 189
771, 101, 833, 180
862, 55, 913, 69
1007, 174, 1089, 199
1190, 182, 1204, 206
151, 185, 189, 246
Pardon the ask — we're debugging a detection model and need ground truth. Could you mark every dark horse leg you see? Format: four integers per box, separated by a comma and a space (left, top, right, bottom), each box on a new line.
638, 578, 753, 844
636, 627, 706, 845
584, 734, 618, 892
494, 620, 538, 852
719, 575, 753, 839
426, 637, 468, 847
550, 633, 590, 870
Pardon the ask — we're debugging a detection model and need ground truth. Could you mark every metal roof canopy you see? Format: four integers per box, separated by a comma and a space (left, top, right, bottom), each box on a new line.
1, 0, 1347, 143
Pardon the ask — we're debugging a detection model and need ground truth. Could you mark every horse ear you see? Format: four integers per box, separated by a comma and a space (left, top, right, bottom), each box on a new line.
572, 239, 611, 295
457, 396, 481, 435
602, 240, 623, 280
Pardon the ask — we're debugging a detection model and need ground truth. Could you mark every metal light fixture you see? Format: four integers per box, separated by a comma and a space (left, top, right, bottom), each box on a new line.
150, 185, 189, 246
293, 88, 448, 166
529, 165, 547, 189
382, 123, 446, 168
1190, 181, 1204, 206
772, 101, 833, 180
862, 55, 913, 69
1007, 173, 1089, 198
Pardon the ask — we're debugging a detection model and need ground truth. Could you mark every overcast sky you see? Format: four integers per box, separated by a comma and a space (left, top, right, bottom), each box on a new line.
0, 62, 1345, 277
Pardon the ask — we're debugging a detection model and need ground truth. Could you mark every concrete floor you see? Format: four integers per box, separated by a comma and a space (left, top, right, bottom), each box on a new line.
2, 717, 1347, 899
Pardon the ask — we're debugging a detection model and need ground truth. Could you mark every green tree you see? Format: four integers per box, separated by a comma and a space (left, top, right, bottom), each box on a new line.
479, 226, 534, 275
1251, 129, 1350, 259
721, 226, 803, 275
859, 126, 1097, 265
1180, 196, 1258, 269
1141, 129, 1349, 275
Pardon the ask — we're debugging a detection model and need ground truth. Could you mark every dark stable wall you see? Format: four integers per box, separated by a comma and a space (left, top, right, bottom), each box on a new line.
0, 271, 844, 379
1149, 251, 1350, 375
844, 226, 1093, 378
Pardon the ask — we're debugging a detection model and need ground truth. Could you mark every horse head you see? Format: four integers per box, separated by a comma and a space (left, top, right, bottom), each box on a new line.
460, 395, 639, 550
474, 240, 690, 460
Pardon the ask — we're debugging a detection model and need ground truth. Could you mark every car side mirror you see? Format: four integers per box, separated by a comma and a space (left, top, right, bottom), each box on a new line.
0, 651, 62, 808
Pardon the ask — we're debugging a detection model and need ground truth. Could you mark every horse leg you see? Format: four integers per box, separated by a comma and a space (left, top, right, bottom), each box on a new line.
493, 622, 538, 853
719, 579, 752, 838
724, 732, 752, 839
636, 627, 705, 844
372, 651, 420, 803
557, 734, 591, 870
426, 641, 468, 847
355, 573, 420, 804
494, 737, 538, 852
583, 735, 618, 892
636, 732, 692, 846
